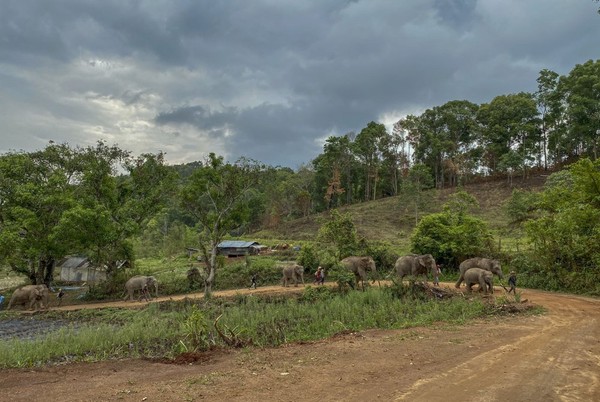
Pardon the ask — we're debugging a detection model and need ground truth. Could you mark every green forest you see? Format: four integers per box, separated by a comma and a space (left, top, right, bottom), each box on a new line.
1, 59, 599, 296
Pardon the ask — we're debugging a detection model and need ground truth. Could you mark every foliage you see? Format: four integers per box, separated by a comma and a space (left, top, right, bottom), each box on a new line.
411, 191, 495, 269
316, 210, 359, 260
505, 189, 539, 223
524, 159, 600, 274
179, 153, 263, 295
0, 142, 175, 284
397, 164, 435, 224
296, 243, 320, 272
180, 305, 213, 352
364, 241, 398, 274
0, 284, 541, 368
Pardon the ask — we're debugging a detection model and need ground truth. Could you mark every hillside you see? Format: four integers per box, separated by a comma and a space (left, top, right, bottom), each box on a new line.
254, 173, 549, 250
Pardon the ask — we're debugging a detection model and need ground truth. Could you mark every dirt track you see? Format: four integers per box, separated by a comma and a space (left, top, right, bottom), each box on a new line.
1, 284, 600, 402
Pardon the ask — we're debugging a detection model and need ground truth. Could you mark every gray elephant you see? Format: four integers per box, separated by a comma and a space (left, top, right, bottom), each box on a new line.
281, 264, 305, 287
123, 275, 158, 301
394, 254, 438, 282
341, 256, 377, 290
464, 267, 494, 294
7, 284, 49, 310
455, 257, 503, 288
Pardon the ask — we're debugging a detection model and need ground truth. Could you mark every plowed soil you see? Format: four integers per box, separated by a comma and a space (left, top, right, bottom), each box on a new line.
1, 284, 599, 402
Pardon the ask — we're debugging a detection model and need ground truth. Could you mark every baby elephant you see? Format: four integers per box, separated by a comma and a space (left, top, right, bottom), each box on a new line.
464, 267, 494, 294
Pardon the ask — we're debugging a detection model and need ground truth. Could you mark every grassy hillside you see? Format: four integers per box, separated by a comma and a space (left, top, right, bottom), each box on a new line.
254, 173, 548, 253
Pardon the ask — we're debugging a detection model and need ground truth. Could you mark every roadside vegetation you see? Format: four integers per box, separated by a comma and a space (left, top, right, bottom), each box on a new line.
0, 285, 541, 369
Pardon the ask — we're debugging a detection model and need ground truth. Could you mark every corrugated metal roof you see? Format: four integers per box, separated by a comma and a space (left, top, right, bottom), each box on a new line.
217, 240, 259, 248
59, 256, 89, 269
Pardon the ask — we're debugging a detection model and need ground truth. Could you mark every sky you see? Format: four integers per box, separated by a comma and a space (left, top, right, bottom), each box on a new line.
1, 1, 599, 169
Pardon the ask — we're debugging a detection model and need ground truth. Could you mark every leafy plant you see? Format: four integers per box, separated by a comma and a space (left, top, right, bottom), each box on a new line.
180, 306, 213, 351
411, 193, 495, 269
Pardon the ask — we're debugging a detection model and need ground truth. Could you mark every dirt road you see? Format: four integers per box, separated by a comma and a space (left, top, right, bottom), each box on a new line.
1, 285, 599, 402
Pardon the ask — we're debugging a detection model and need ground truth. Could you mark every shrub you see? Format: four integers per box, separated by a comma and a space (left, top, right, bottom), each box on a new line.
297, 243, 320, 272
411, 211, 494, 269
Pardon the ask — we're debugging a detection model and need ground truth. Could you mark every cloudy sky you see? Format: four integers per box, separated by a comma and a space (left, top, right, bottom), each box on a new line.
1, 1, 598, 168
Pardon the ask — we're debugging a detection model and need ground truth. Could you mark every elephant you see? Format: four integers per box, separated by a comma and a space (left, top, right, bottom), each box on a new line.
341, 256, 377, 290
7, 284, 49, 310
281, 264, 305, 287
455, 257, 504, 288
123, 275, 158, 301
394, 254, 438, 283
463, 267, 494, 294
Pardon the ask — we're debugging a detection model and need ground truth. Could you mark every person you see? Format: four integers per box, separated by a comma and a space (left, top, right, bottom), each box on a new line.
433, 265, 442, 287
57, 288, 65, 306
314, 267, 323, 285
507, 271, 517, 294
138, 284, 151, 302
250, 273, 258, 289
318, 267, 325, 285
0, 294, 4, 310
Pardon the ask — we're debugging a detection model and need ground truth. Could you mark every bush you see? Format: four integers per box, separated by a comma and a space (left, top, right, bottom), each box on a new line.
411, 211, 494, 270
505, 189, 538, 223
297, 244, 320, 272
364, 241, 398, 274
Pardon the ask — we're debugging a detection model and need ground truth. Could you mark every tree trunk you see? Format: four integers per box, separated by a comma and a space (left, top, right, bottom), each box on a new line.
204, 243, 218, 297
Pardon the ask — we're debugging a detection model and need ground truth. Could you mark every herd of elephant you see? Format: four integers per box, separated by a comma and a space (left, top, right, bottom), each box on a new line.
4, 256, 503, 311
281, 254, 504, 293
4, 275, 160, 311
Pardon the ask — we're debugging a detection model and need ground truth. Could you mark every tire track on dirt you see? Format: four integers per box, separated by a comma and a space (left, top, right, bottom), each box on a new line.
394, 291, 600, 402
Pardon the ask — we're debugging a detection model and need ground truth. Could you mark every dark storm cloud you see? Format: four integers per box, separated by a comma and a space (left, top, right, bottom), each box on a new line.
155, 105, 237, 134
1, 0, 599, 167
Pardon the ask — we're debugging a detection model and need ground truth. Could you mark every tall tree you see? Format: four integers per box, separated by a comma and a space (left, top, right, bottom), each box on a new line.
436, 100, 480, 186
559, 60, 600, 160
313, 135, 356, 209
353, 122, 387, 201
477, 92, 541, 176
535, 69, 562, 168
380, 121, 410, 196
180, 154, 262, 295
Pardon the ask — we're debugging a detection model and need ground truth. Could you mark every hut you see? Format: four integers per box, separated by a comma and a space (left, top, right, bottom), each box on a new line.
57, 256, 107, 283
217, 241, 261, 257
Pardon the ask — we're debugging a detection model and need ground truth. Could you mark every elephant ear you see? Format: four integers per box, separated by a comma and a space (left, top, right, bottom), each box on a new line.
418, 257, 427, 267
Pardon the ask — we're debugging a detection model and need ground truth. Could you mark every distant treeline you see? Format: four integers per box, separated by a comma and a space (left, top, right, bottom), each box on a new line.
172, 59, 600, 222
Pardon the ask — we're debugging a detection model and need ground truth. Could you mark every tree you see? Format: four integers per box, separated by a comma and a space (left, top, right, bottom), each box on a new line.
0, 142, 174, 284
380, 121, 410, 196
410, 192, 493, 268
477, 93, 541, 174
312, 135, 356, 209
353, 122, 387, 201
316, 210, 359, 260
398, 164, 434, 225
535, 69, 562, 168
559, 60, 600, 160
180, 153, 262, 295
525, 158, 600, 273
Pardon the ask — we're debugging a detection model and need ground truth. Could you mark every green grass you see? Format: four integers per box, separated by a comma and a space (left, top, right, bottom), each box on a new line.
0, 286, 524, 368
